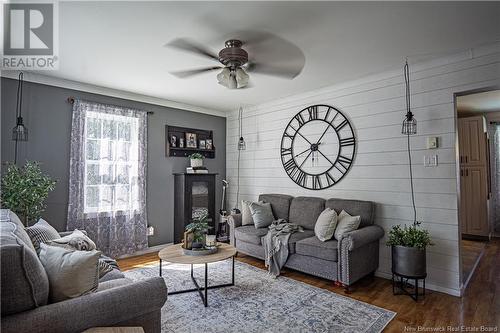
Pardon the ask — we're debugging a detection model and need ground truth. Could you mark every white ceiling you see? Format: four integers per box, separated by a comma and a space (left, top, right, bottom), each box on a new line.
457, 90, 500, 113
40, 1, 500, 112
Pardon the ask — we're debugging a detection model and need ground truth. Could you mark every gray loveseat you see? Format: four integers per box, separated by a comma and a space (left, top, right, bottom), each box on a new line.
228, 194, 384, 290
1, 210, 167, 333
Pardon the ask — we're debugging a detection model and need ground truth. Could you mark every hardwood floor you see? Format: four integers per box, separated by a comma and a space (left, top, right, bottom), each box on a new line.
118, 239, 500, 332
461, 239, 486, 282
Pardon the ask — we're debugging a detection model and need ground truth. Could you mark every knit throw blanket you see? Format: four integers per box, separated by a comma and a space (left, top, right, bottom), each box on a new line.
262, 219, 303, 277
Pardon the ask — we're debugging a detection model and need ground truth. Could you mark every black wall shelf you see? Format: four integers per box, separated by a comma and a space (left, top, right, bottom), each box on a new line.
165, 125, 215, 158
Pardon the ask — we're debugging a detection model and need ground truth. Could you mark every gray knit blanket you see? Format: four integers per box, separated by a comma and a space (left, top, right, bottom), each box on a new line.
262, 219, 303, 277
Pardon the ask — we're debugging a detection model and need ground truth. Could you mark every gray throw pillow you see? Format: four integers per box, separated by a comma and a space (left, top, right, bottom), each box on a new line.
26, 218, 61, 253
334, 210, 361, 241
249, 202, 274, 228
314, 208, 338, 242
241, 200, 264, 226
39, 244, 100, 302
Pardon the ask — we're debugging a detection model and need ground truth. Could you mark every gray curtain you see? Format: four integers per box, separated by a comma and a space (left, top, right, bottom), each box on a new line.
489, 123, 500, 234
67, 100, 148, 258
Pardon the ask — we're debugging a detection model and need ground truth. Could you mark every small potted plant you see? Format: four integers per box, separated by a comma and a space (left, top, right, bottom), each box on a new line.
185, 213, 211, 249
189, 153, 204, 168
387, 222, 432, 278
1, 161, 56, 226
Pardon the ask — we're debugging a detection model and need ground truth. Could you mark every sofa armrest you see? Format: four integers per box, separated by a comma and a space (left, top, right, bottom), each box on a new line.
227, 214, 242, 246
342, 225, 384, 251
227, 214, 242, 229
1, 277, 167, 333
338, 225, 384, 286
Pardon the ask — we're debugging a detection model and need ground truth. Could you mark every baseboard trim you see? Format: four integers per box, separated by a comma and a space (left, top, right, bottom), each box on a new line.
116, 243, 172, 259
375, 271, 461, 297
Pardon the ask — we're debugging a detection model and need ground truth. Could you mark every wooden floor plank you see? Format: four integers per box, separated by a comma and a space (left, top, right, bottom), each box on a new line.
118, 239, 500, 332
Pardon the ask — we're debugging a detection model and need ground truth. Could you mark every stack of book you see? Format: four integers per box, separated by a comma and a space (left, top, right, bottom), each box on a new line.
186, 166, 209, 174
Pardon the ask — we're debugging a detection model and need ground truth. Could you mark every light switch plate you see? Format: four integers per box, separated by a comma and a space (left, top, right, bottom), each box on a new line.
426, 137, 438, 149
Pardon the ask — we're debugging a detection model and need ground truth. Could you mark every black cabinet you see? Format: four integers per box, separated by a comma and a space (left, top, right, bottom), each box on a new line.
173, 173, 217, 244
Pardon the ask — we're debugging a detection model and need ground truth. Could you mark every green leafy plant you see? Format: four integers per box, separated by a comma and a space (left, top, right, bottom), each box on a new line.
189, 153, 204, 160
386, 223, 433, 250
1, 162, 56, 226
185, 212, 212, 243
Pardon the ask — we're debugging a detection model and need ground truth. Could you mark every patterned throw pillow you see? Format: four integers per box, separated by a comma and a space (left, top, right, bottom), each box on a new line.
25, 218, 60, 252
49, 230, 97, 251
98, 260, 114, 278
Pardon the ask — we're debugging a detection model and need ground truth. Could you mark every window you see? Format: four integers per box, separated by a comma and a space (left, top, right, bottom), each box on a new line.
83, 111, 140, 213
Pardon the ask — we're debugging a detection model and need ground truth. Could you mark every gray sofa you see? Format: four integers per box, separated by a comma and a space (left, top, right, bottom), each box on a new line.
228, 194, 384, 290
1, 211, 167, 333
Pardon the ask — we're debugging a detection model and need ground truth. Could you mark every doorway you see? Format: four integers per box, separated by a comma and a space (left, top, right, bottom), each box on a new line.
456, 89, 500, 289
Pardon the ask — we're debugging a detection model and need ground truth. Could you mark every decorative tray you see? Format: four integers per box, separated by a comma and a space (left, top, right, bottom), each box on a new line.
182, 245, 218, 256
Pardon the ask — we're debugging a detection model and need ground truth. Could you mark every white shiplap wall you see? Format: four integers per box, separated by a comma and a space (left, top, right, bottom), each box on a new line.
226, 43, 500, 297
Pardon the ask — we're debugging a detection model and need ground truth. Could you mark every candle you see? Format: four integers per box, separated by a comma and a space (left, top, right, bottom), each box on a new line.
205, 235, 216, 247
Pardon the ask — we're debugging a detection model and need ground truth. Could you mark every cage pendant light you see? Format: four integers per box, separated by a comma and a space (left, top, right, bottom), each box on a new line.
12, 72, 28, 142
237, 107, 246, 150
402, 61, 417, 135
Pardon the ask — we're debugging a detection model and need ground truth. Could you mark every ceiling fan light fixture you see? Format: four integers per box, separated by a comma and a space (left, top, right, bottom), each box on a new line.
235, 68, 249, 88
217, 67, 248, 89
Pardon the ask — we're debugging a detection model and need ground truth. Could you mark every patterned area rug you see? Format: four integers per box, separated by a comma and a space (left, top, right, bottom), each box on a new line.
124, 260, 395, 333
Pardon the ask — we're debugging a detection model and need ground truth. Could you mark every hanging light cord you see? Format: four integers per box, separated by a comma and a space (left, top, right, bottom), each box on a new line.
14, 72, 24, 164
236, 107, 243, 209
404, 62, 417, 226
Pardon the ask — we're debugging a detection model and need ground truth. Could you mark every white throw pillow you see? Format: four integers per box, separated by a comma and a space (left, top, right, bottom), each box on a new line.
49, 229, 97, 251
334, 210, 361, 241
241, 200, 264, 226
39, 243, 100, 302
314, 208, 338, 242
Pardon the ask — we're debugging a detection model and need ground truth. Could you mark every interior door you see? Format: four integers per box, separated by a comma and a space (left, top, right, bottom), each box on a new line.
467, 166, 489, 236
459, 119, 470, 165
464, 116, 487, 166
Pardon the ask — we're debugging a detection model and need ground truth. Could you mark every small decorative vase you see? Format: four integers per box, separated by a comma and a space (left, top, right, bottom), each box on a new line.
191, 241, 203, 249
190, 158, 203, 168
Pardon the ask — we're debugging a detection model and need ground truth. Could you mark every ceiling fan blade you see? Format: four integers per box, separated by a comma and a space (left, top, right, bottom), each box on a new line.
170, 66, 222, 78
166, 38, 220, 62
246, 61, 303, 79
239, 31, 305, 79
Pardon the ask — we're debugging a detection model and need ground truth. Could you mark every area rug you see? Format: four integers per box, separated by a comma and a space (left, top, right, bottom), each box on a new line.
123, 259, 396, 333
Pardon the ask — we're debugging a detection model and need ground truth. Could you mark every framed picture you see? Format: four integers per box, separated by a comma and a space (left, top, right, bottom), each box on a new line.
179, 137, 185, 148
206, 139, 213, 150
186, 132, 197, 148
170, 135, 177, 147
183, 231, 194, 250
199, 139, 206, 149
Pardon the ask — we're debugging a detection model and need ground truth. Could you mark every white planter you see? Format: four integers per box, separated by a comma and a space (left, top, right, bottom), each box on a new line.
190, 158, 203, 168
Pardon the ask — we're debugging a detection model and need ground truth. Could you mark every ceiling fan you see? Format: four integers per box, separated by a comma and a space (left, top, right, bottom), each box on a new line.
166, 32, 305, 89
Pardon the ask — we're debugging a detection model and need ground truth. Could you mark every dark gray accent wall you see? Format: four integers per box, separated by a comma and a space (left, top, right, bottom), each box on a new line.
1, 77, 226, 246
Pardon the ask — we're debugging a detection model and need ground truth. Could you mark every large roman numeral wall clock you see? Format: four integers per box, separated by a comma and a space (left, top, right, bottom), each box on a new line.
280, 104, 356, 190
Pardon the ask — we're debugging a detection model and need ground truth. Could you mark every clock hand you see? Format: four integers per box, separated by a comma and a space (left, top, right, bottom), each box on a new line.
298, 151, 313, 169
317, 149, 335, 166
316, 124, 331, 145
294, 147, 311, 158
289, 125, 314, 145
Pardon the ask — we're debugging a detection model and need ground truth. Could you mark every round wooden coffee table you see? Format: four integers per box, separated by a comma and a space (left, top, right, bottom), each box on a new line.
158, 243, 237, 307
